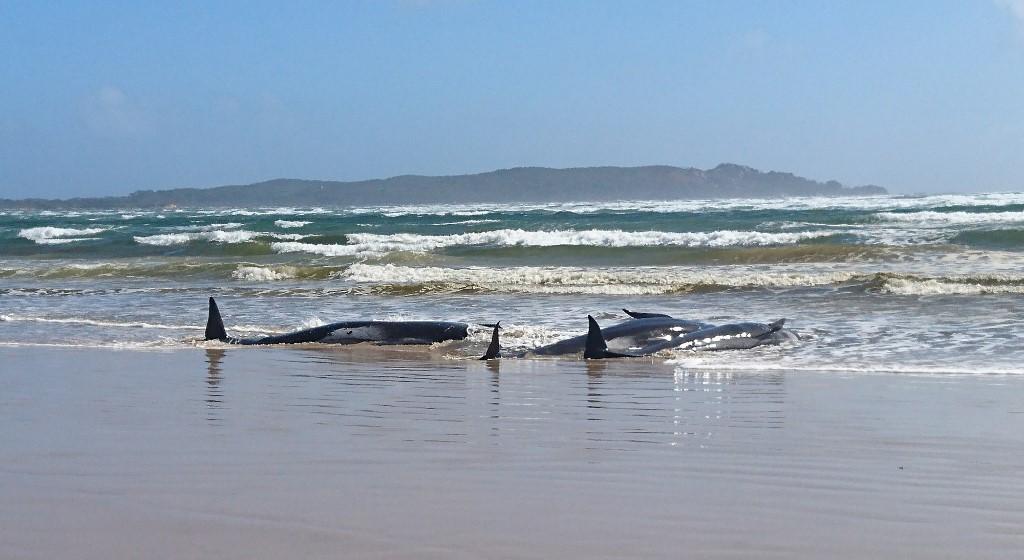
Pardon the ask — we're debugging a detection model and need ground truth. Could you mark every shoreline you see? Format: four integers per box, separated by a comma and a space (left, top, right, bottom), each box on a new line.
1, 343, 1022, 377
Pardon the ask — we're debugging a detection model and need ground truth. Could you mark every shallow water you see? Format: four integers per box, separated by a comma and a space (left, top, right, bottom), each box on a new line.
2, 193, 1024, 373
2, 348, 1023, 559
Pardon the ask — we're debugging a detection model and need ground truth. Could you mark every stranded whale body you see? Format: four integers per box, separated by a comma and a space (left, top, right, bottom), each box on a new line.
204, 297, 469, 345
634, 319, 795, 354
547, 311, 798, 359
202, 298, 796, 355
531, 312, 712, 356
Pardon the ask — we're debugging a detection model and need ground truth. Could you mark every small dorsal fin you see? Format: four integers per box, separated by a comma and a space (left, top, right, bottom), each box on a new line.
622, 308, 672, 319
479, 322, 501, 360
205, 297, 228, 341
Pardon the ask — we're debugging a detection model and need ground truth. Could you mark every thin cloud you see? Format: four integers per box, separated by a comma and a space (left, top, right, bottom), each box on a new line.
997, 0, 1024, 31
82, 86, 150, 138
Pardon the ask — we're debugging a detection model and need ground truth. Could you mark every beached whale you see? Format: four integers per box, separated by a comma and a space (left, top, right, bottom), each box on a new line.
530, 313, 712, 356
204, 297, 469, 345
633, 319, 794, 354
556, 312, 798, 358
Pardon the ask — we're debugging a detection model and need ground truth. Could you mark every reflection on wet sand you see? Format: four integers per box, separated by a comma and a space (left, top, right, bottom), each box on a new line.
674, 368, 787, 430
485, 359, 501, 437
4, 346, 1024, 560
207, 347, 790, 453
204, 348, 225, 423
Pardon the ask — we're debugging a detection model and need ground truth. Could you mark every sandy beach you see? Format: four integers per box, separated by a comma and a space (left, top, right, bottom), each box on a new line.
2, 346, 1022, 559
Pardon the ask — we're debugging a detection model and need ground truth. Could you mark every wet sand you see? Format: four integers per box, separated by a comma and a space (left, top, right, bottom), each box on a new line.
2, 346, 1023, 559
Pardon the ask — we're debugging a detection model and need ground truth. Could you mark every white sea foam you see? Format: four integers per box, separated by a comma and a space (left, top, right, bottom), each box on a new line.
0, 313, 301, 337
348, 228, 839, 248
271, 233, 310, 241
0, 341, 186, 350
0, 313, 197, 330
197, 207, 333, 216
297, 317, 328, 329
169, 222, 244, 232
433, 219, 503, 225
663, 356, 1024, 376
20, 192, 1024, 224
339, 263, 862, 294
342, 192, 1024, 217
879, 277, 1024, 295
18, 226, 109, 244
34, 237, 102, 245
271, 229, 839, 257
272, 241, 364, 256
134, 230, 263, 245
231, 266, 298, 281
275, 220, 312, 228
875, 210, 1024, 226
337, 263, 1024, 296
133, 230, 309, 245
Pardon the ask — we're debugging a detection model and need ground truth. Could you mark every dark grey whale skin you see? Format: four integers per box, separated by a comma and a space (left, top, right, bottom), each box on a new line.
634, 319, 793, 354
204, 297, 469, 346
530, 316, 712, 356
223, 321, 469, 346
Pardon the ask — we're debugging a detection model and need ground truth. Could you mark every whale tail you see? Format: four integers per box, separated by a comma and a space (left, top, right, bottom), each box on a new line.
205, 297, 228, 341
479, 322, 501, 360
584, 315, 636, 359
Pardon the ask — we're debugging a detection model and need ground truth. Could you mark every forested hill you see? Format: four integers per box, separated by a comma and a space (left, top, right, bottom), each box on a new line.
1, 164, 886, 209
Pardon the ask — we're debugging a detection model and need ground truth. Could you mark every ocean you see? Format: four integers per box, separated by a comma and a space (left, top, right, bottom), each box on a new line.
2, 192, 1023, 374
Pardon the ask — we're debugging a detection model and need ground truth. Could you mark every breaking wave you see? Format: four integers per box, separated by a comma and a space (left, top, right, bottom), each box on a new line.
345, 192, 1024, 216
231, 265, 299, 281
133, 230, 310, 246
135, 230, 262, 245
338, 264, 1024, 296
168, 222, 244, 232
271, 229, 841, 257
18, 226, 109, 244
875, 210, 1024, 226
275, 220, 312, 228
875, 274, 1024, 295
340, 264, 857, 294
433, 219, 503, 226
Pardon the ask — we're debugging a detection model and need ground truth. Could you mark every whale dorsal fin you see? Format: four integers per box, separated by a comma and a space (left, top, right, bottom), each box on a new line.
205, 297, 228, 341
622, 308, 672, 319
585, 315, 639, 359
584, 315, 609, 358
480, 322, 501, 360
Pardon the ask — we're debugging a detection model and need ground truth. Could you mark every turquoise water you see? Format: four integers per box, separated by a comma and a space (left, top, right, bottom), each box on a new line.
1, 193, 1023, 373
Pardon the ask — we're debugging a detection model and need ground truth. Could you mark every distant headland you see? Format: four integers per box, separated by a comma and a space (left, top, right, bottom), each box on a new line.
0, 164, 886, 209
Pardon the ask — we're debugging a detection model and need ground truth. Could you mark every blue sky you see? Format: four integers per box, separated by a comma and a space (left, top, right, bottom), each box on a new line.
2, 0, 1023, 198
